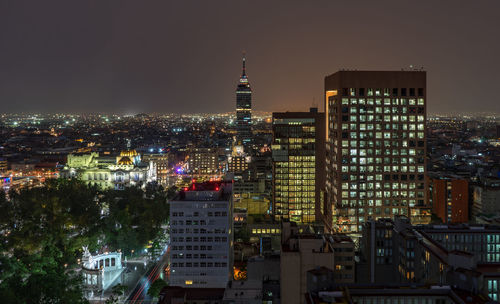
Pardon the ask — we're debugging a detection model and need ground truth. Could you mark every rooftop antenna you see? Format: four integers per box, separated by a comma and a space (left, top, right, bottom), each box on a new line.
312, 97, 318, 108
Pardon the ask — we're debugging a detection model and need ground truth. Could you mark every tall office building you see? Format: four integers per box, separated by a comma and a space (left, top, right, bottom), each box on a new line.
235, 55, 252, 149
169, 181, 233, 288
325, 71, 427, 232
272, 108, 327, 224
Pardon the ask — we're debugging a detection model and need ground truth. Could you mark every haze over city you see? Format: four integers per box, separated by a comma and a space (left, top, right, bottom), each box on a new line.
1, 0, 499, 114
3, 1, 500, 304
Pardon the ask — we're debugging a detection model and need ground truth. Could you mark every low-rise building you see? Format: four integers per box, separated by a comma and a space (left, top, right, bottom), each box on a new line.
0, 158, 7, 172
305, 284, 491, 304
187, 148, 219, 176
359, 216, 500, 301
158, 286, 225, 304
227, 145, 251, 175
473, 178, 500, 217
428, 173, 469, 223
222, 280, 262, 304
280, 221, 335, 304
142, 153, 173, 187
329, 234, 355, 283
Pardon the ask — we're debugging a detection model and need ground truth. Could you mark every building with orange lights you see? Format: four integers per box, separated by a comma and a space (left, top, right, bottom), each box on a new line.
272, 108, 326, 225
428, 174, 469, 223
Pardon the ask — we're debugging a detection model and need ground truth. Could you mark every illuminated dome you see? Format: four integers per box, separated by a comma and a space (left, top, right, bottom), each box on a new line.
120, 150, 138, 157
117, 156, 133, 165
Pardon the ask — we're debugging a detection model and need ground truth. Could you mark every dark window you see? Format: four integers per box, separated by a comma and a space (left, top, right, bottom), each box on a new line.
359, 88, 365, 96
342, 88, 349, 96
401, 88, 407, 96
409, 88, 415, 96
418, 88, 424, 96
392, 88, 398, 96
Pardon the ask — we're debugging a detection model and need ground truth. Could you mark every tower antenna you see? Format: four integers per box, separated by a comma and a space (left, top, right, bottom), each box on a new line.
242, 51, 247, 76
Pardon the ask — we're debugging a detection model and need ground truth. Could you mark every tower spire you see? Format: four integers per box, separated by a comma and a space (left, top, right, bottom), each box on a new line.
242, 52, 246, 77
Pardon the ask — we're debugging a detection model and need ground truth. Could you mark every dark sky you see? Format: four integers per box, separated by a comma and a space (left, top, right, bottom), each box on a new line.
1, 0, 499, 114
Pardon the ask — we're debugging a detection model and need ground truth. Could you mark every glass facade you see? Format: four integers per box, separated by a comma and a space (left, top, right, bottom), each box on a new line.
272, 116, 319, 223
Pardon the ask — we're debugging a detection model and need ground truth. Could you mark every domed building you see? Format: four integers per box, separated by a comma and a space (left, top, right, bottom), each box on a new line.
117, 156, 133, 166
61, 150, 156, 190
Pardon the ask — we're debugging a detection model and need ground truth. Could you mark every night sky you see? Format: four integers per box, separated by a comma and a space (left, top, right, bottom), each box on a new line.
1, 0, 499, 114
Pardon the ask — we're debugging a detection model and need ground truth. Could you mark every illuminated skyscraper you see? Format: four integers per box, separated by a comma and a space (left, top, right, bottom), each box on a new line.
325, 71, 427, 232
272, 108, 326, 224
235, 54, 252, 149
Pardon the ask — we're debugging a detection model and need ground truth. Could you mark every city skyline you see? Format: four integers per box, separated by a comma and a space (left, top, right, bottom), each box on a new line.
1, 1, 500, 115
3, 1, 500, 304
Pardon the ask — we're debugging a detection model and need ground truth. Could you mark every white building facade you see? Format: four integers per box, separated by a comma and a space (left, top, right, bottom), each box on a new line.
169, 182, 233, 288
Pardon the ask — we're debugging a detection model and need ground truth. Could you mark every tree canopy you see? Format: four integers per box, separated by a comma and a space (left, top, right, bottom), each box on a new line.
0, 179, 170, 303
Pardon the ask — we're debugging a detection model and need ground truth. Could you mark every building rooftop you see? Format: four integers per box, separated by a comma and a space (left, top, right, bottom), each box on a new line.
306, 285, 492, 304
307, 266, 334, 276
182, 181, 222, 192
326, 234, 354, 244
158, 286, 225, 304
174, 181, 232, 201
223, 280, 263, 301
418, 223, 500, 232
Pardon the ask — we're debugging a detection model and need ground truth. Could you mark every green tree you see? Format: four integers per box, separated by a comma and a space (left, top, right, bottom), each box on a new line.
101, 185, 169, 255
147, 279, 167, 299
111, 283, 128, 297
0, 179, 171, 303
104, 295, 119, 304
0, 179, 98, 303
